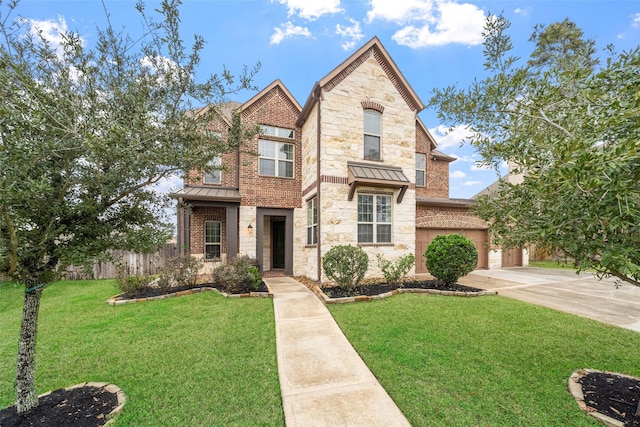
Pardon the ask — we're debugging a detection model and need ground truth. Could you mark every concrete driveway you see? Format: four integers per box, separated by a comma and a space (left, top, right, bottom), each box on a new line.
457, 267, 640, 332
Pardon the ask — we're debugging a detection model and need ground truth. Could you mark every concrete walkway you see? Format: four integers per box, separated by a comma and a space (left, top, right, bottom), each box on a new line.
264, 277, 410, 427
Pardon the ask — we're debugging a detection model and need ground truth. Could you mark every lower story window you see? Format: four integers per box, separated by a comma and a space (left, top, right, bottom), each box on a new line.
357, 194, 392, 243
205, 221, 221, 259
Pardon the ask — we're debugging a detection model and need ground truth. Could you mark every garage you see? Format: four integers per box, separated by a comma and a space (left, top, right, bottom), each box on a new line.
415, 228, 489, 273
501, 247, 523, 267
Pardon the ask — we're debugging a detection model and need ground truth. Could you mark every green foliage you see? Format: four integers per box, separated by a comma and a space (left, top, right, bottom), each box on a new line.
425, 234, 477, 286
116, 266, 153, 298
376, 253, 415, 286
322, 245, 369, 291
212, 256, 262, 293
430, 14, 640, 286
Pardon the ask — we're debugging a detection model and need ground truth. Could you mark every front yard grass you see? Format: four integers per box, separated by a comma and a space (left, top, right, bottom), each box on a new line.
329, 294, 640, 426
0, 280, 284, 426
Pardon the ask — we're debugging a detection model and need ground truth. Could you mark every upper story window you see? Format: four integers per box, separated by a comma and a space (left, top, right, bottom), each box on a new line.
307, 197, 317, 245
357, 194, 392, 243
259, 139, 294, 178
363, 109, 381, 161
204, 155, 222, 184
261, 125, 295, 139
416, 153, 426, 187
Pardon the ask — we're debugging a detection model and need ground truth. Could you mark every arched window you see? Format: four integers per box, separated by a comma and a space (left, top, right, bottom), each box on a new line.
363, 109, 381, 160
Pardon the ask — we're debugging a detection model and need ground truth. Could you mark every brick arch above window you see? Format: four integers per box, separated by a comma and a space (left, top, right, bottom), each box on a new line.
361, 101, 384, 114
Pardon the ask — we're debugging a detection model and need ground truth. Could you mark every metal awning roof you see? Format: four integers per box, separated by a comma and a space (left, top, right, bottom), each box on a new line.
169, 186, 241, 202
347, 162, 410, 203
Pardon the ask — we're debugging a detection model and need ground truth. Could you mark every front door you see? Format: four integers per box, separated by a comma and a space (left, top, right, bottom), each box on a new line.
271, 219, 286, 269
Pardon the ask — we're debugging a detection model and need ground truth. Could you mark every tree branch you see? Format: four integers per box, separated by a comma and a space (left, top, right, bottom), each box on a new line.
1, 206, 18, 274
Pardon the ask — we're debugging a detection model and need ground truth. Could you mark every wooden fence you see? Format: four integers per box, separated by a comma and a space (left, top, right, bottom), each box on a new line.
64, 243, 179, 280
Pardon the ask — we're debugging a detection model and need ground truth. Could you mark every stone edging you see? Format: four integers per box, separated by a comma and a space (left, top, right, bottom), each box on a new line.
37, 382, 126, 426
312, 285, 497, 305
568, 369, 631, 427
107, 286, 273, 305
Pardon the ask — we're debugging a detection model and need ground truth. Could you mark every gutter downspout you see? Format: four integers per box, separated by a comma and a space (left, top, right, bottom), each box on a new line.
316, 89, 322, 283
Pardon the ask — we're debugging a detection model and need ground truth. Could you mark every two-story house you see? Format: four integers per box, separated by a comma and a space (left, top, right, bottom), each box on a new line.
171, 37, 519, 281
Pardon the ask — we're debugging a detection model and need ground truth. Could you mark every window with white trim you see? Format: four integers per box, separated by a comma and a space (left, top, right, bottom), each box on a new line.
357, 194, 392, 243
261, 125, 294, 139
416, 153, 426, 187
204, 155, 221, 184
259, 139, 294, 178
204, 221, 221, 259
363, 109, 381, 160
307, 197, 317, 245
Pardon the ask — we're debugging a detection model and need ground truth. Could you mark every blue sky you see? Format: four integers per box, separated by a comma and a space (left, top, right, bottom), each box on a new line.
13, 0, 640, 198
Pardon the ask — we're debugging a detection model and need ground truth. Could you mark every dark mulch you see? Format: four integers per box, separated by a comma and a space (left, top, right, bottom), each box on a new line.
322, 279, 483, 298
579, 371, 640, 426
114, 281, 269, 300
0, 386, 118, 427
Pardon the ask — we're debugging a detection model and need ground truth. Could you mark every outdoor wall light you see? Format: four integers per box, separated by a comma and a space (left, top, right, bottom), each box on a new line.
247, 223, 253, 230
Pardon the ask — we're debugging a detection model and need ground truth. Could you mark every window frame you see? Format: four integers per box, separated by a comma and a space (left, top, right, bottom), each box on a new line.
357, 193, 393, 244
306, 197, 318, 245
363, 109, 382, 161
415, 153, 426, 187
203, 155, 222, 185
260, 125, 295, 139
258, 139, 295, 178
204, 221, 222, 260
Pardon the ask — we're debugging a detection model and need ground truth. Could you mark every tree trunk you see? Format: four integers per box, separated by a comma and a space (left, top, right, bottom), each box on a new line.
15, 287, 44, 414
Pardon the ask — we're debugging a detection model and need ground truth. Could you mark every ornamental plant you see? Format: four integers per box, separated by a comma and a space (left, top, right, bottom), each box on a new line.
322, 245, 369, 292
425, 234, 478, 286
212, 256, 262, 293
376, 253, 415, 286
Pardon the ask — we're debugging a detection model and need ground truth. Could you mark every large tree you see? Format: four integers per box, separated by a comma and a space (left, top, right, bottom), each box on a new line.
430, 15, 640, 286
0, 0, 258, 414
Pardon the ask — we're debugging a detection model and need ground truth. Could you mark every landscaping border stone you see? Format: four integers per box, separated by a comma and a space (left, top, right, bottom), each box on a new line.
568, 369, 627, 427
107, 286, 273, 305
312, 285, 497, 305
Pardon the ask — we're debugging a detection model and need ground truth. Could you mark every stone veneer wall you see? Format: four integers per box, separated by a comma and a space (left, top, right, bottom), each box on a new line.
238, 206, 257, 259
314, 53, 418, 282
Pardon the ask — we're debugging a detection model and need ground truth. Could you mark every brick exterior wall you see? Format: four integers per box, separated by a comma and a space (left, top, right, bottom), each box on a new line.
415, 123, 449, 198
240, 85, 302, 209
189, 206, 227, 255
416, 204, 487, 229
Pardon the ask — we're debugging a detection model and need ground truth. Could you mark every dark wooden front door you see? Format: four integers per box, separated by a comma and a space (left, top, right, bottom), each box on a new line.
272, 219, 285, 269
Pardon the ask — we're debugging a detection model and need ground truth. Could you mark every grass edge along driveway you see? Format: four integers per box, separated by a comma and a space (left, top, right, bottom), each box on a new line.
0, 280, 284, 426
329, 293, 640, 426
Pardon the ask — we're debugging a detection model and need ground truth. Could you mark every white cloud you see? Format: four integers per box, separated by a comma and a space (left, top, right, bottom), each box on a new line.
450, 170, 466, 178
429, 124, 473, 149
633, 13, 640, 28
514, 7, 530, 16
23, 16, 85, 57
270, 22, 313, 44
274, 0, 343, 20
367, 0, 485, 48
336, 18, 364, 50
462, 180, 482, 186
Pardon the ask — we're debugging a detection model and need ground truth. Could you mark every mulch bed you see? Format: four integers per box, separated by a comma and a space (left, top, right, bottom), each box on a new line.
0, 386, 118, 427
113, 281, 269, 300
578, 371, 640, 426
321, 279, 482, 298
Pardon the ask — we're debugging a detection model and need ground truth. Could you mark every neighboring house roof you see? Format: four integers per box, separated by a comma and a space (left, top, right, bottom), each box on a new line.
242, 79, 302, 114
431, 149, 457, 162
347, 162, 410, 203
416, 196, 476, 207
297, 36, 425, 127
169, 186, 241, 203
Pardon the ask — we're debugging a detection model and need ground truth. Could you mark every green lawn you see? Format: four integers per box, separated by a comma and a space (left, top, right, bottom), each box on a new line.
529, 260, 580, 270
329, 294, 640, 426
0, 280, 284, 426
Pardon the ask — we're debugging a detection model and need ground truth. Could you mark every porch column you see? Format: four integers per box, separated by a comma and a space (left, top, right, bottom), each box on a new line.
226, 205, 238, 260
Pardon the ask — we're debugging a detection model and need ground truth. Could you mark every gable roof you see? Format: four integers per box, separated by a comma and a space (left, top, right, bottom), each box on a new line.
242, 79, 302, 116
297, 36, 425, 127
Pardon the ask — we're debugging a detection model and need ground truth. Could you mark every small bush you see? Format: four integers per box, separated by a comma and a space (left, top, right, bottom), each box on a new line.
168, 255, 203, 287
425, 234, 478, 286
376, 253, 415, 286
116, 266, 152, 298
322, 245, 369, 292
212, 256, 262, 293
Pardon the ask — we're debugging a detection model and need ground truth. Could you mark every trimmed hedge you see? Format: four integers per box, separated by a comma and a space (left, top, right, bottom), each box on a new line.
425, 234, 477, 286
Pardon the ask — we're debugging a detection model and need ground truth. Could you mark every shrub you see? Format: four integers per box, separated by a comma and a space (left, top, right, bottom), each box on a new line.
212, 256, 262, 293
322, 245, 369, 292
116, 265, 152, 298
376, 253, 415, 286
425, 234, 478, 286
168, 255, 203, 287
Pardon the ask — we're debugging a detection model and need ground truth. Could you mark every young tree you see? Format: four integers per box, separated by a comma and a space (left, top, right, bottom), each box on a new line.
430, 15, 640, 286
0, 0, 258, 414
